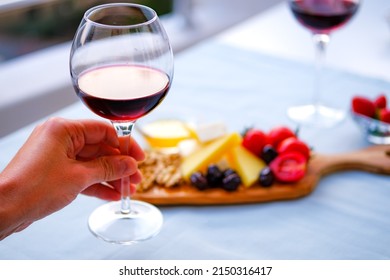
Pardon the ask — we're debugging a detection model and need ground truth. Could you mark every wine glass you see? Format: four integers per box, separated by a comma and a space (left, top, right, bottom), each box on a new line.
69, 3, 173, 244
287, 0, 360, 127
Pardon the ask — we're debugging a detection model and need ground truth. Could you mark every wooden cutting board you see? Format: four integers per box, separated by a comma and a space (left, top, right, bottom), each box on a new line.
132, 145, 390, 205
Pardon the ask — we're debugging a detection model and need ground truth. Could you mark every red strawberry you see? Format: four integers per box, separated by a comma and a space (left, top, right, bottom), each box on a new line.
267, 126, 296, 149
352, 96, 376, 118
374, 94, 387, 109
379, 109, 390, 124
277, 137, 311, 160
242, 128, 269, 157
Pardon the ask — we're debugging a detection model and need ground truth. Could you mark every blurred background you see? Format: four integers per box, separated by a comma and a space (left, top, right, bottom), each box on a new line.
0, 0, 281, 61
0, 0, 173, 61
0, 0, 282, 137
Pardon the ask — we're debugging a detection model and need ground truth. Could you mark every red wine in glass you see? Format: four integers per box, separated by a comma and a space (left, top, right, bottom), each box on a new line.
287, 0, 360, 127
75, 65, 171, 122
69, 3, 173, 244
290, 0, 359, 34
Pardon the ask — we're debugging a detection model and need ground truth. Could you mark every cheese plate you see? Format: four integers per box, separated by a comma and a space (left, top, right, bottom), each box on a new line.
133, 145, 390, 205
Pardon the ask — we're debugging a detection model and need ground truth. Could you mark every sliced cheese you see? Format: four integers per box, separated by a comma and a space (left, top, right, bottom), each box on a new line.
181, 132, 241, 179
227, 145, 266, 187
141, 119, 194, 148
177, 139, 200, 157
192, 121, 227, 143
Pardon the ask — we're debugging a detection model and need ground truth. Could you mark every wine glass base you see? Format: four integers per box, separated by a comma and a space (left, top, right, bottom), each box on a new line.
88, 200, 163, 245
287, 104, 345, 128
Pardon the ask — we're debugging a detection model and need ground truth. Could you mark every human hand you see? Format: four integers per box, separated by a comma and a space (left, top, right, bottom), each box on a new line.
0, 117, 145, 239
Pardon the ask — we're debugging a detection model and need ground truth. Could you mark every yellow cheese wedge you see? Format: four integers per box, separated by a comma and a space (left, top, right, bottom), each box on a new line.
227, 145, 266, 187
181, 132, 241, 179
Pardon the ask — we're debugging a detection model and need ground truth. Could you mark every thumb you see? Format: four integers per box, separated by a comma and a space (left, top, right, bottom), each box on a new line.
79, 155, 138, 185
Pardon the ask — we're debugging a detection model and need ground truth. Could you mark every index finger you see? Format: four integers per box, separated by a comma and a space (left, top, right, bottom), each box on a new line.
77, 119, 119, 148
119, 136, 145, 162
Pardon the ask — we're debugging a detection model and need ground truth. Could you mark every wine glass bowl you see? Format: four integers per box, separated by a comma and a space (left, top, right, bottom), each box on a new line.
289, 0, 359, 34
70, 3, 173, 244
287, 0, 360, 127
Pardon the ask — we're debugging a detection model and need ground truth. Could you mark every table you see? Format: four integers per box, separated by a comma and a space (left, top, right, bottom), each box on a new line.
1, 1, 390, 260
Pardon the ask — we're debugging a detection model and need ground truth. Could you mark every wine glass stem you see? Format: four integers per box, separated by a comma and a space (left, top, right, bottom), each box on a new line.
312, 33, 330, 109
112, 121, 135, 215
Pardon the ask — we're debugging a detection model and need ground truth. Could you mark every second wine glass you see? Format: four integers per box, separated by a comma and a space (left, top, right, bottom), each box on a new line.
70, 3, 173, 244
287, 0, 360, 127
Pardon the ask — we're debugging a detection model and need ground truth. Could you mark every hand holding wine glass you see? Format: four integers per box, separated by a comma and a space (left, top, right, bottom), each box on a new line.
287, 0, 360, 127
70, 3, 173, 244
